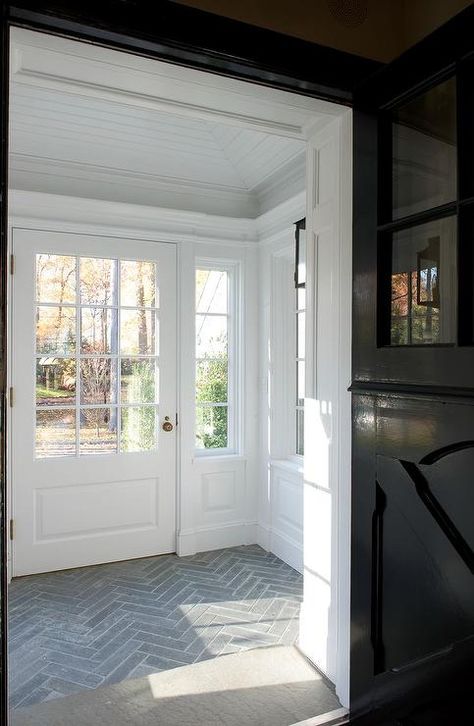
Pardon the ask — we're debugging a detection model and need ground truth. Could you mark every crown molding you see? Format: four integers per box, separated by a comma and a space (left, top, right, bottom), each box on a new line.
11, 28, 340, 141
256, 192, 306, 243
9, 189, 308, 248
9, 153, 258, 219
8, 190, 258, 245
253, 152, 305, 215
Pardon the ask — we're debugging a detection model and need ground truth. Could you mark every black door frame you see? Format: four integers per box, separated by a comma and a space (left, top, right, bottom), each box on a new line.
351, 5, 474, 723
0, 2, 380, 721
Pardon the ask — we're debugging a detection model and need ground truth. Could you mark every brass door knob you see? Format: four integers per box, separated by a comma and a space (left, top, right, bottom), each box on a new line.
162, 416, 174, 432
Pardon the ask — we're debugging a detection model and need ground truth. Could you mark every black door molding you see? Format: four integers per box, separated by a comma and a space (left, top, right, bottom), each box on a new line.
6, 1, 381, 104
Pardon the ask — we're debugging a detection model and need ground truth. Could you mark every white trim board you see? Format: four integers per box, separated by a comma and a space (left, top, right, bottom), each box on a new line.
9, 29, 335, 217
11, 28, 340, 140
8, 188, 306, 247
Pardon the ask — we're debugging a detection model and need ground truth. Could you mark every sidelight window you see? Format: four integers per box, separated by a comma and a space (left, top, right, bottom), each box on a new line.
195, 264, 237, 452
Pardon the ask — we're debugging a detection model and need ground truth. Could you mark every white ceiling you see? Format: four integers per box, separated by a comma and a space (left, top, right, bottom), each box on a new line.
10, 85, 305, 217
8, 30, 339, 218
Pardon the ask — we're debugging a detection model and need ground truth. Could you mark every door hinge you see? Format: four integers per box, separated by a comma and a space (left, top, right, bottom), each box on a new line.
176, 413, 179, 427
10, 254, 14, 275
9, 386, 13, 407
9, 519, 14, 541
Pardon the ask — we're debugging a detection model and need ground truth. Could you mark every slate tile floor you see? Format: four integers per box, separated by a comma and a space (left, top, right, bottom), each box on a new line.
8, 545, 303, 710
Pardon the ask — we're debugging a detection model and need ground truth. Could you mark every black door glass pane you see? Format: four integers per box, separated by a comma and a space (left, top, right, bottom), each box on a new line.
390, 216, 456, 345
392, 77, 456, 220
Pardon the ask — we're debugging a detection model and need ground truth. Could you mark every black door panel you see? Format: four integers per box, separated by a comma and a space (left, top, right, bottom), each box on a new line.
352, 6, 474, 720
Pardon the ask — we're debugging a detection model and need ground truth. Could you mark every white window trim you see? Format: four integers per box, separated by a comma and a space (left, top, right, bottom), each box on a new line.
194, 258, 240, 457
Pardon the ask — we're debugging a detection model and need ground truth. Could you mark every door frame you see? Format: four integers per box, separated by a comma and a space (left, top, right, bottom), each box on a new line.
0, 2, 375, 721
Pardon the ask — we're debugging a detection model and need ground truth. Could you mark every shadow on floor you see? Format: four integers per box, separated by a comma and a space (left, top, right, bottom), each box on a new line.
10, 645, 341, 726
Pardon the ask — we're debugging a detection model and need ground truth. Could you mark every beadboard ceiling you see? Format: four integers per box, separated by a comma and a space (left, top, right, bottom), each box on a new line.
8, 29, 340, 218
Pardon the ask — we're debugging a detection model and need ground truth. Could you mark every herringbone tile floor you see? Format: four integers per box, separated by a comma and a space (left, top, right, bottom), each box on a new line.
8, 545, 303, 710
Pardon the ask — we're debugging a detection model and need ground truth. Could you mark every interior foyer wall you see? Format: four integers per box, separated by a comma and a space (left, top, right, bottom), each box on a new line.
256, 194, 306, 573
7, 190, 271, 563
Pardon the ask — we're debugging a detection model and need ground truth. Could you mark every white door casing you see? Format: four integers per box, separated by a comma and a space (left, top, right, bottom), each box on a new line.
11, 229, 177, 576
299, 111, 352, 709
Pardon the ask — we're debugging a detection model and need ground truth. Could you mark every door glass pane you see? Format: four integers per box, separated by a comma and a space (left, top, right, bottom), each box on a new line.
80, 407, 117, 455
80, 358, 117, 404
196, 270, 228, 313
390, 216, 456, 345
36, 254, 76, 304
34, 252, 162, 458
36, 358, 76, 406
36, 409, 76, 458
120, 260, 157, 308
120, 309, 156, 355
392, 77, 456, 219
120, 359, 156, 404
121, 407, 156, 452
80, 257, 118, 306
81, 307, 117, 354
36, 306, 76, 354
196, 405, 228, 449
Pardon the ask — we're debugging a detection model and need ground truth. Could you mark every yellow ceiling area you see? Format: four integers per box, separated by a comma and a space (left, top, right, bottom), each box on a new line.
172, 0, 473, 63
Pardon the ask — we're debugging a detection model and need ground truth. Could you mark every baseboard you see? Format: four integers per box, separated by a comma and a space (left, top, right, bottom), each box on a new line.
268, 526, 303, 573
257, 522, 271, 551
177, 522, 258, 556
176, 529, 197, 557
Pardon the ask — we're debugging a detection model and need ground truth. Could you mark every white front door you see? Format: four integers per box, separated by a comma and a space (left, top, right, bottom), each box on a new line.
11, 229, 177, 576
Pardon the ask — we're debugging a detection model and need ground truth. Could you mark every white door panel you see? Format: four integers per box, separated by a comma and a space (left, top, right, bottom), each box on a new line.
11, 229, 177, 575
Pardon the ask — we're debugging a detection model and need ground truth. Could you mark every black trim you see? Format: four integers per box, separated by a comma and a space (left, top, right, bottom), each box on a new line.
6, 1, 381, 105
371, 483, 386, 674
349, 381, 474, 402
400, 460, 474, 574
356, 5, 474, 109
0, 12, 8, 720
420, 440, 474, 465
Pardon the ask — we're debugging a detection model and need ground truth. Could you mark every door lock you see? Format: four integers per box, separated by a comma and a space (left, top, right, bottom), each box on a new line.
162, 416, 174, 432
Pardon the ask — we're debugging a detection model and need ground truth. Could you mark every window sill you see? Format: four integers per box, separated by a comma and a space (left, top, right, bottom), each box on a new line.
193, 452, 245, 463
270, 457, 304, 475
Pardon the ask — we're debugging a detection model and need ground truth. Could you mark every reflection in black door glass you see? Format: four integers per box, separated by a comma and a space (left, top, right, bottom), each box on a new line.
392, 77, 457, 220
390, 216, 456, 345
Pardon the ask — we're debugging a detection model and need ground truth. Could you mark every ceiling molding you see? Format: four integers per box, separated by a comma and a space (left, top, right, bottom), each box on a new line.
9, 190, 258, 245
256, 192, 306, 243
253, 152, 306, 216
9, 189, 307, 248
11, 28, 340, 140
9, 154, 258, 218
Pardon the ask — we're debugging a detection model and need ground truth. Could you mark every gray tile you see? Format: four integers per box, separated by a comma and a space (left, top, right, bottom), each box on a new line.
8, 545, 302, 708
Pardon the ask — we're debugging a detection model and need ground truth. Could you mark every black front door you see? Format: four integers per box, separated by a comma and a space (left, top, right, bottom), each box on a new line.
351, 8, 474, 721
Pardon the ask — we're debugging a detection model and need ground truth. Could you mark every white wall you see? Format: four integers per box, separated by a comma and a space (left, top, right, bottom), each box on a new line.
8, 191, 260, 561
257, 194, 306, 573
177, 241, 259, 555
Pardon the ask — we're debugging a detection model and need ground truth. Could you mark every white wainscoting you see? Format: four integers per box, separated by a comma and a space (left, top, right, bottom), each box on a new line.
262, 460, 304, 573
178, 456, 257, 556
